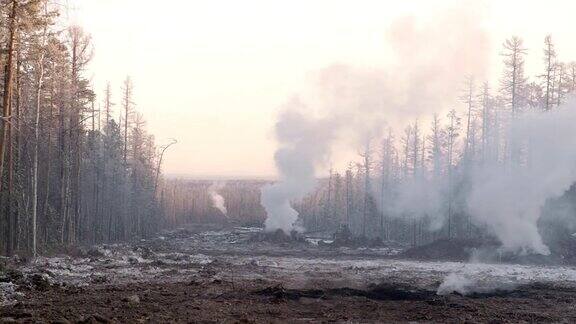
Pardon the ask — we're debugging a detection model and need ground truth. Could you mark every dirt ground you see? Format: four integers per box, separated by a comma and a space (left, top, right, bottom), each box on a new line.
2, 226, 576, 323
4, 278, 576, 323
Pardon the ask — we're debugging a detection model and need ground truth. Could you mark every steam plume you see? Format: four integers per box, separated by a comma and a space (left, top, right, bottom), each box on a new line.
468, 101, 576, 254
261, 99, 339, 232
262, 3, 489, 233
208, 182, 227, 216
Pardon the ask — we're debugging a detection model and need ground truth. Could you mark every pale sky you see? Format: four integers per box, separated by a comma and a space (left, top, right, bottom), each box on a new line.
70, 0, 576, 178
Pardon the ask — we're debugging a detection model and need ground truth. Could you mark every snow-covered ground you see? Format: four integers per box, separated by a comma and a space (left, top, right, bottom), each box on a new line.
4, 227, 576, 306
223, 254, 576, 292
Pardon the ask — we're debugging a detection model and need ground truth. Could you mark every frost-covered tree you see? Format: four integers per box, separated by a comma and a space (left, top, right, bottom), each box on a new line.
541, 35, 556, 111
500, 36, 527, 118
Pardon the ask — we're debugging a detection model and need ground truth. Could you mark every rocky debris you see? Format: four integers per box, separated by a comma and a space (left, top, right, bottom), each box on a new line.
161, 252, 190, 263
135, 246, 155, 260
0, 283, 20, 306
86, 248, 106, 259
28, 273, 50, 291
198, 259, 228, 278
127, 256, 140, 265
187, 278, 202, 286
123, 294, 140, 304
211, 277, 223, 284
249, 229, 306, 244
0, 269, 23, 284
90, 275, 108, 284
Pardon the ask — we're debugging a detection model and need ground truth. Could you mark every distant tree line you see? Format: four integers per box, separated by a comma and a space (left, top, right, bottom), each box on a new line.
0, 1, 164, 257
160, 179, 268, 228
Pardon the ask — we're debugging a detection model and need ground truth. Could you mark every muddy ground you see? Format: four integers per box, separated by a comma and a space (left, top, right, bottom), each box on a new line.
2, 225, 576, 323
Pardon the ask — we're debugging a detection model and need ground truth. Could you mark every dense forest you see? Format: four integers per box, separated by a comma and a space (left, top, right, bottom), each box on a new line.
162, 35, 576, 251
0, 1, 164, 257
160, 179, 268, 228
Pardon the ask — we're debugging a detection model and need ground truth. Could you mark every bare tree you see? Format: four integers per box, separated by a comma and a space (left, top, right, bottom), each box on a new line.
428, 113, 444, 179
121, 76, 134, 166
380, 129, 394, 240
542, 35, 556, 111
461, 76, 475, 160
359, 138, 373, 237
500, 36, 527, 118
0, 0, 19, 194
445, 109, 461, 239
31, 1, 50, 258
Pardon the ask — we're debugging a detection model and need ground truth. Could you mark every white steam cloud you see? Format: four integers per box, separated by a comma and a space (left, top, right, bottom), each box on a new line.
436, 273, 477, 296
262, 3, 489, 233
261, 99, 339, 232
436, 272, 517, 296
208, 182, 227, 216
468, 101, 576, 255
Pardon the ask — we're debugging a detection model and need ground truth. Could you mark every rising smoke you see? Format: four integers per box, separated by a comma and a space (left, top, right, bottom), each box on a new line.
436, 272, 517, 296
261, 2, 490, 233
261, 98, 340, 232
372, 100, 576, 255
208, 182, 227, 216
467, 102, 576, 255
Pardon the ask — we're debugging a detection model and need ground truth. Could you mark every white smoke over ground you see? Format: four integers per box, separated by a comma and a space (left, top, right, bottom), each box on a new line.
436, 272, 517, 296
436, 273, 477, 296
208, 182, 227, 216
468, 101, 576, 255
261, 98, 340, 232
392, 176, 445, 225
388, 100, 576, 255
262, 0, 576, 256
262, 2, 490, 233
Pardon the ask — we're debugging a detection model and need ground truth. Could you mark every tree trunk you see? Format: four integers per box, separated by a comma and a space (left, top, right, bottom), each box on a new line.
0, 0, 18, 194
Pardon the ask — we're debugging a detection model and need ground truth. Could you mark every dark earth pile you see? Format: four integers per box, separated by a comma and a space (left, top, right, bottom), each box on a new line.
401, 238, 495, 262
256, 282, 435, 301
249, 229, 306, 244
401, 236, 576, 265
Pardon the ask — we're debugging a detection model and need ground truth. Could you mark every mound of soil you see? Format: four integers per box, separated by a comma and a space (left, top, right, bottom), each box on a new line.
401, 238, 499, 262
249, 229, 306, 244
401, 237, 576, 265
